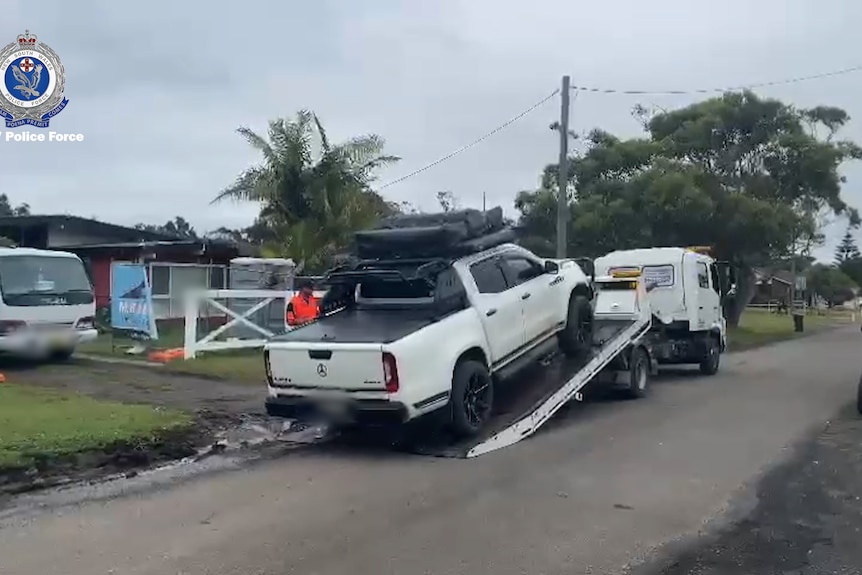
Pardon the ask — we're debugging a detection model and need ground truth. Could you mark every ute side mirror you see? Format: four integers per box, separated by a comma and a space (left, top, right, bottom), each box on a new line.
544, 260, 559, 274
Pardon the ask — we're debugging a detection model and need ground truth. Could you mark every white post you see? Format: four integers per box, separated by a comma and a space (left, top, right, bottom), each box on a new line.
183, 292, 199, 359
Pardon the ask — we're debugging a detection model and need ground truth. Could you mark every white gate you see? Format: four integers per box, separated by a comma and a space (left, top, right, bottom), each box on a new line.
183, 289, 326, 359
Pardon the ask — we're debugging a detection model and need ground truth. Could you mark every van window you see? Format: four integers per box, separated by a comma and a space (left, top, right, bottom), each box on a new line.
0, 256, 94, 306
696, 262, 710, 289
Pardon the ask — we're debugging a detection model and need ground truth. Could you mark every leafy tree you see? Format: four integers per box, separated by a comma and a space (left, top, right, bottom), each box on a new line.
136, 216, 199, 239
0, 194, 29, 217
436, 191, 460, 212
0, 194, 29, 246
834, 226, 860, 264
517, 91, 861, 325
213, 110, 400, 271
807, 263, 857, 307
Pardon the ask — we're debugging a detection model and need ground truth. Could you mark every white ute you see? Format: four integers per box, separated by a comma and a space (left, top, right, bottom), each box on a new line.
593, 246, 735, 375
0, 247, 98, 360
264, 241, 595, 438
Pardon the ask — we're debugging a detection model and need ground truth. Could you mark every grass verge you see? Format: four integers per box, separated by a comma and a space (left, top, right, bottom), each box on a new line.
0, 383, 192, 470
729, 308, 852, 351
77, 325, 266, 384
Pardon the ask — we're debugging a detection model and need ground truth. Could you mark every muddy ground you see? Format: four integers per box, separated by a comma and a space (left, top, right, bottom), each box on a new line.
0, 356, 263, 418
0, 356, 268, 497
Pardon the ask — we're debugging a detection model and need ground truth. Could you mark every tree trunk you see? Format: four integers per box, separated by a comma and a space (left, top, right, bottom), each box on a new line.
724, 265, 756, 327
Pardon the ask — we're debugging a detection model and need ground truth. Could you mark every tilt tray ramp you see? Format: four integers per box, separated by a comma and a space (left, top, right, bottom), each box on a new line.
403, 316, 650, 458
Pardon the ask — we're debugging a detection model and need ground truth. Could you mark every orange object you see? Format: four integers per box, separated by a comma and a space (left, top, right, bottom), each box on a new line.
148, 348, 185, 363
0, 373, 5, 383
286, 293, 320, 326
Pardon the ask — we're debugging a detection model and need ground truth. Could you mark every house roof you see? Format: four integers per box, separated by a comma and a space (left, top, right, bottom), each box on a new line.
753, 267, 794, 285
0, 215, 177, 242
56, 238, 257, 258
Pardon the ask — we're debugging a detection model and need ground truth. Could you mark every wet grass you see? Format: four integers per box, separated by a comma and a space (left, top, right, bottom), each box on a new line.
77, 324, 265, 385
729, 308, 853, 351
0, 383, 192, 469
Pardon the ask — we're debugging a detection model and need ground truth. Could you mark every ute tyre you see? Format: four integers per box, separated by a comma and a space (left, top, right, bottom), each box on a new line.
449, 360, 494, 438
699, 336, 720, 376
623, 347, 650, 399
559, 294, 594, 358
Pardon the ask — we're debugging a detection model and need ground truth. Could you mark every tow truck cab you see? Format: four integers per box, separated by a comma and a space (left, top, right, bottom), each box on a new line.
594, 246, 735, 375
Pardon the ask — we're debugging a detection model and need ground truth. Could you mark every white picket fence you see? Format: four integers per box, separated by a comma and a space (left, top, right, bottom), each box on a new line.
183, 289, 326, 359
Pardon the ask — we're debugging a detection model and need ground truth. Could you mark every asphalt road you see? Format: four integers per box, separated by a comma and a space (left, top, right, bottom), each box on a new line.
1, 326, 860, 575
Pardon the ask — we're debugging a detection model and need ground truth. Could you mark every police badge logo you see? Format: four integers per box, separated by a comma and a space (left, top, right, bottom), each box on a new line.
0, 30, 68, 128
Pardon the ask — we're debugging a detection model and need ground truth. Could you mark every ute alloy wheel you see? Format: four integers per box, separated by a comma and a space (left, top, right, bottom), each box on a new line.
450, 360, 494, 437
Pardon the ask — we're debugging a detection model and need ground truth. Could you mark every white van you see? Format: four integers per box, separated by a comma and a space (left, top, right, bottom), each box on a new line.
0, 247, 98, 360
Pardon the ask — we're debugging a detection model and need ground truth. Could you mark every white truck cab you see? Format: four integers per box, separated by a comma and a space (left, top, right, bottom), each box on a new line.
594, 246, 732, 375
0, 247, 98, 360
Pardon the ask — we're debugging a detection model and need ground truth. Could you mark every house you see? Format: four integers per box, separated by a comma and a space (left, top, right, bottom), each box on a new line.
751, 268, 795, 306
0, 215, 255, 319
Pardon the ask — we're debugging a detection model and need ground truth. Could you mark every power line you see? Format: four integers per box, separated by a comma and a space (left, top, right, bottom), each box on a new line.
378, 88, 560, 190
570, 65, 862, 96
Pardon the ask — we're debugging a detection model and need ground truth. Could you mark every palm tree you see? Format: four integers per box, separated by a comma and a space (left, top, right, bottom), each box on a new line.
213, 110, 400, 269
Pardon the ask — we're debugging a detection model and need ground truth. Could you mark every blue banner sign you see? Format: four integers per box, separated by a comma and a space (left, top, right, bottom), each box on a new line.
110, 263, 158, 339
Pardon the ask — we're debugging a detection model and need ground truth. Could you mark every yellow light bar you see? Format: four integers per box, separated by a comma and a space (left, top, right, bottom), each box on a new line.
686, 246, 712, 255
610, 269, 641, 278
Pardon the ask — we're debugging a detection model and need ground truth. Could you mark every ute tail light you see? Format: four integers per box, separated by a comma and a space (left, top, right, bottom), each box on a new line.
263, 349, 274, 385
0, 320, 26, 335
75, 316, 95, 330
382, 352, 399, 393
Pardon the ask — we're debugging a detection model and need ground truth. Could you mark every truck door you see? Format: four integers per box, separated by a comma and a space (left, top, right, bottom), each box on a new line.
468, 257, 526, 363
695, 260, 720, 331
499, 252, 556, 345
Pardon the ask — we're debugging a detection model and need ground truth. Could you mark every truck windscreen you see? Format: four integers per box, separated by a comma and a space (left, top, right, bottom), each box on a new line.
0, 256, 94, 306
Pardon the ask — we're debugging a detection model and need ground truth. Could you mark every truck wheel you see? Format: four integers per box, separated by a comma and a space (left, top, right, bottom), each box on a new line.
559, 295, 594, 358
857, 373, 862, 415
699, 336, 720, 376
449, 360, 494, 437
622, 347, 650, 399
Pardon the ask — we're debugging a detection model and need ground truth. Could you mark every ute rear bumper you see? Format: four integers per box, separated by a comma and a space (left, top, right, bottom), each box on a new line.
265, 394, 410, 426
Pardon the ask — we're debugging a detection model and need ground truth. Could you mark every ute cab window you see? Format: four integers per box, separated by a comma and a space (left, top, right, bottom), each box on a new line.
500, 254, 544, 287
0, 255, 93, 306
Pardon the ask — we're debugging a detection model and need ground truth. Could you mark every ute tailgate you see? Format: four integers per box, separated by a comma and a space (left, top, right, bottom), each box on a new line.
267, 341, 388, 392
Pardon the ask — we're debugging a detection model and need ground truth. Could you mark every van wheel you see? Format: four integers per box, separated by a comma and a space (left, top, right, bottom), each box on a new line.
559, 294, 594, 358
699, 336, 720, 375
449, 360, 494, 438
623, 347, 650, 399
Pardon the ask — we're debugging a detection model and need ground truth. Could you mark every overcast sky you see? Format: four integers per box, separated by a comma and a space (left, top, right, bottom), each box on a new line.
1, 0, 860, 260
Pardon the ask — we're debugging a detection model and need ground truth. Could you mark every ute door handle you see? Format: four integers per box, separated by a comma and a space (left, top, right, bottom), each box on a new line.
486, 309, 497, 317
521, 292, 532, 300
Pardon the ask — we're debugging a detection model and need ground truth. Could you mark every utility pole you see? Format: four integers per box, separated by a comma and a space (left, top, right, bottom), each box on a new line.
482, 191, 486, 212
556, 75, 571, 258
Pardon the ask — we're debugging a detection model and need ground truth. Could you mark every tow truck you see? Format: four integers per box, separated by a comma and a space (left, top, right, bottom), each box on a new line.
262, 208, 657, 457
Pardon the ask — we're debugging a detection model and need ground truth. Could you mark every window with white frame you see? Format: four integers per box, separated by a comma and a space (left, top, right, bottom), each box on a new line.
149, 263, 228, 319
